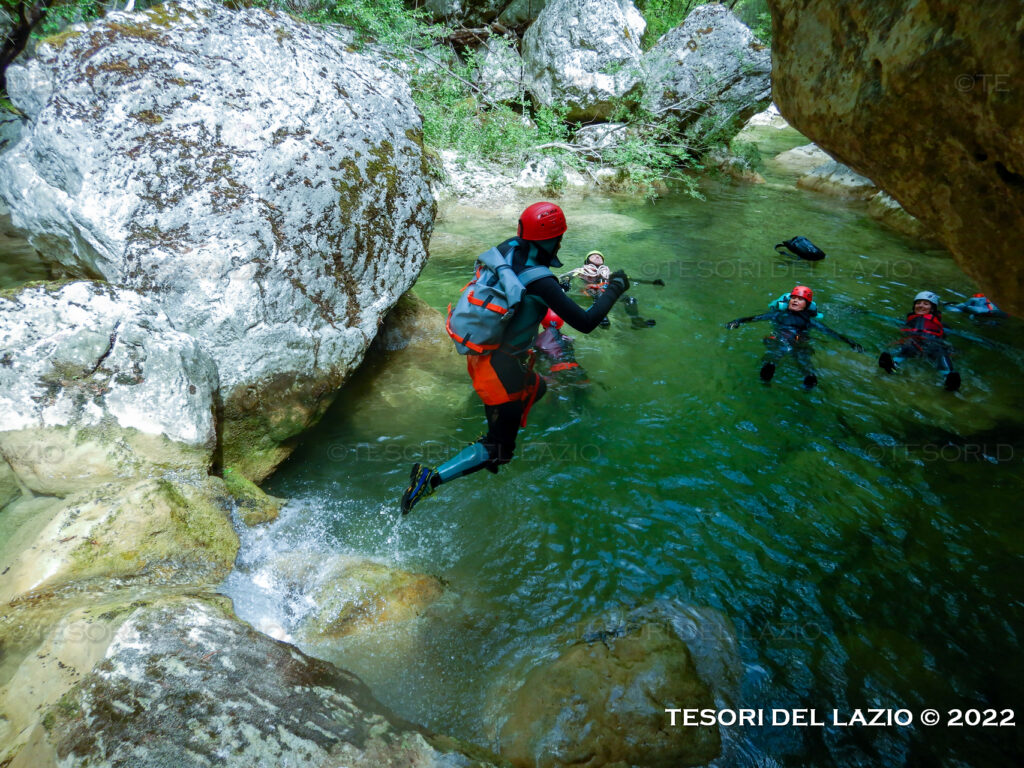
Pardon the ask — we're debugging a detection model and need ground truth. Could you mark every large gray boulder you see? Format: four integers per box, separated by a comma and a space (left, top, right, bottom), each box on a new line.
644, 3, 771, 143
0, 281, 218, 496
0, 1, 435, 482
474, 36, 526, 103
6, 596, 502, 768
522, 0, 646, 122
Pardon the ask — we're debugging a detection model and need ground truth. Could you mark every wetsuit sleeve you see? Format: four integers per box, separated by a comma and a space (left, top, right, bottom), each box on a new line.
811, 319, 859, 347
527, 276, 623, 333
727, 312, 773, 326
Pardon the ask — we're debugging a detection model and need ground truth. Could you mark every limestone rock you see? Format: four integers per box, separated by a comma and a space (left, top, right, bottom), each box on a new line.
474, 36, 526, 104
574, 122, 631, 157
770, 143, 832, 175
498, 621, 720, 767
644, 3, 771, 143
0, 1, 435, 481
10, 597, 502, 768
766, 0, 1024, 314
703, 147, 765, 184
0, 477, 238, 605
275, 554, 445, 640
744, 102, 788, 129
0, 281, 217, 496
371, 291, 450, 353
522, 0, 646, 122
220, 465, 284, 526
796, 159, 878, 199
868, 190, 933, 241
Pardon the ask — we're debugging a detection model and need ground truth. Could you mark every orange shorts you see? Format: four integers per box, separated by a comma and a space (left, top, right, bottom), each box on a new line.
467, 350, 541, 406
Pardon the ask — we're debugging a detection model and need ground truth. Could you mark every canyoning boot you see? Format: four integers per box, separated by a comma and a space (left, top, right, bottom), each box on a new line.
944, 371, 962, 392
878, 352, 897, 374
760, 362, 776, 382
803, 374, 818, 389
401, 463, 439, 515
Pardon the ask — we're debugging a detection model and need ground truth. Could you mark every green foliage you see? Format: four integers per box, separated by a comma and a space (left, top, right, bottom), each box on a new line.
635, 0, 772, 47
635, 0, 700, 46
730, 139, 762, 169
31, 0, 104, 38
268, 0, 433, 47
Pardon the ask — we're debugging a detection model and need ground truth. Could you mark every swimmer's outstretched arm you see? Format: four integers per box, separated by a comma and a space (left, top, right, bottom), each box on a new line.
725, 312, 772, 329
811, 319, 865, 352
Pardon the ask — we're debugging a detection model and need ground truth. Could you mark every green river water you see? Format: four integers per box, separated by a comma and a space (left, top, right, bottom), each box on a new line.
3, 124, 1022, 766
226, 127, 1024, 766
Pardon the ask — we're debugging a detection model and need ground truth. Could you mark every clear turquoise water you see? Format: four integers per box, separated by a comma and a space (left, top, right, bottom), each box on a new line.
221, 130, 1020, 766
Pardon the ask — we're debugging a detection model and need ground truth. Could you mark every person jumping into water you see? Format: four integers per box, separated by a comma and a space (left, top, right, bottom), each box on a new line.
726, 285, 864, 388
401, 203, 630, 514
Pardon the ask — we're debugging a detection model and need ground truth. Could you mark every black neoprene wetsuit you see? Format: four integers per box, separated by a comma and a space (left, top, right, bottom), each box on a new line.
729, 308, 855, 378
472, 247, 625, 470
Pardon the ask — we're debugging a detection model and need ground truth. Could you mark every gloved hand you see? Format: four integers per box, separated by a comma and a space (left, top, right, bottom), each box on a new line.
850, 342, 865, 353
558, 276, 572, 292
608, 269, 630, 293
726, 320, 741, 329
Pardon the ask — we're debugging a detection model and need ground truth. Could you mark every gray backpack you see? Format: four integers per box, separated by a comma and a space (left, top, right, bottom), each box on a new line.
446, 240, 552, 355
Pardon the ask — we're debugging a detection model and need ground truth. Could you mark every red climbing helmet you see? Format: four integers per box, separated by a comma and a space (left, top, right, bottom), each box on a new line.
542, 308, 564, 329
791, 285, 814, 303
518, 202, 567, 241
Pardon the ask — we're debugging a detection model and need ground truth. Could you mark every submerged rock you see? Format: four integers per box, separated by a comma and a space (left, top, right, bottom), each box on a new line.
523, 0, 646, 122
371, 290, 450, 353
767, 0, 1024, 314
498, 621, 720, 767
8, 597, 502, 768
0, 0, 435, 481
0, 281, 217, 496
264, 552, 445, 641
644, 3, 771, 143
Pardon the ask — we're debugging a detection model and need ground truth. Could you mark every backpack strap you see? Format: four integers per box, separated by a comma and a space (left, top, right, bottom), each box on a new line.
517, 265, 554, 286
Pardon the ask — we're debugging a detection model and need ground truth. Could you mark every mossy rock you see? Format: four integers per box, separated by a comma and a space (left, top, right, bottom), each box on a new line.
221, 465, 284, 526
0, 477, 239, 605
